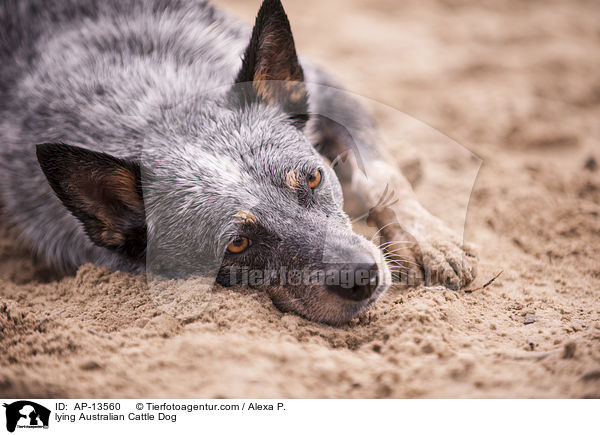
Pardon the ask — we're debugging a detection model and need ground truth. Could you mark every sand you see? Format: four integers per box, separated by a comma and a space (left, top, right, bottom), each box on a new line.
1, 0, 599, 398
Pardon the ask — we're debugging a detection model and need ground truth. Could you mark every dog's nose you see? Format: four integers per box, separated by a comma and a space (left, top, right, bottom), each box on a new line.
326, 256, 379, 301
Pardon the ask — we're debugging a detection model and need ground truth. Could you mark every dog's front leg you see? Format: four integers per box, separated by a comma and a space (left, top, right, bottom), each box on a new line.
304, 67, 477, 289
349, 152, 478, 289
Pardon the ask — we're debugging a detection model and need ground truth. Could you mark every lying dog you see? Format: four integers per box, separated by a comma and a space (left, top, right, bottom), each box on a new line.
0, 0, 477, 324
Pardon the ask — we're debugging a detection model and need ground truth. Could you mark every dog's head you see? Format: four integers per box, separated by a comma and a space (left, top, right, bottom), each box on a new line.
36, 0, 390, 324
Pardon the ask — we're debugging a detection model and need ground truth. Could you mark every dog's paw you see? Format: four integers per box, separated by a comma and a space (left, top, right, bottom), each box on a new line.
382, 224, 478, 289
417, 228, 478, 289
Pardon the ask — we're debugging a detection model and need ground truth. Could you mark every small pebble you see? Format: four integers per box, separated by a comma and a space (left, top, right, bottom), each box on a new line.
524, 313, 536, 325
422, 343, 435, 354
579, 370, 600, 382
562, 342, 576, 359
583, 156, 597, 171
80, 360, 102, 371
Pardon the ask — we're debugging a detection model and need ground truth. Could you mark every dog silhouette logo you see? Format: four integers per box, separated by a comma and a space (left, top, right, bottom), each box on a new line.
3, 401, 50, 433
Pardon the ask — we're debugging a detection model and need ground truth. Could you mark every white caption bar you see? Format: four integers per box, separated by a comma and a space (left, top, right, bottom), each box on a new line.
0, 399, 597, 435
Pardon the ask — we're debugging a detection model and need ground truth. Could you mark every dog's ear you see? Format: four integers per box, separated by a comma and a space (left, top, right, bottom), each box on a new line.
36, 143, 146, 260
236, 0, 308, 128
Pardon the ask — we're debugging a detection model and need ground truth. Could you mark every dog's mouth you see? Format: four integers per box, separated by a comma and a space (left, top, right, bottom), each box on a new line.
268, 279, 389, 326
265, 244, 392, 325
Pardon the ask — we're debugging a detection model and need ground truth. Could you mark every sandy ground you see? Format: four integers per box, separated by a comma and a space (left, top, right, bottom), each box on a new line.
1, 0, 600, 398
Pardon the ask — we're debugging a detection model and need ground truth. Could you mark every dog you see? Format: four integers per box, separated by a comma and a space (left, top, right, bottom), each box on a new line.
0, 0, 477, 324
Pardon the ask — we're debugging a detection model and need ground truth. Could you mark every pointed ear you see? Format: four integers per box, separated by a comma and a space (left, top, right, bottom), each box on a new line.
36, 143, 146, 260
236, 0, 308, 128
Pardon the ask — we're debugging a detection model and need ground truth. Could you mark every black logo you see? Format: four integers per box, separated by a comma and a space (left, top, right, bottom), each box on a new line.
3, 401, 50, 433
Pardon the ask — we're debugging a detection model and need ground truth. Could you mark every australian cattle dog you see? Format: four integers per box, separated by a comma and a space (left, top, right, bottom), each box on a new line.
0, 0, 477, 324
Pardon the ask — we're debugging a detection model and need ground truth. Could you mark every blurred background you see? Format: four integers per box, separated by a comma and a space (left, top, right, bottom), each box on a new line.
220, 0, 599, 160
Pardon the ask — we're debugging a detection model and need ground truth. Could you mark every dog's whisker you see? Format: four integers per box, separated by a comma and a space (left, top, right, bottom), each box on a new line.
378, 240, 415, 249
350, 211, 371, 224
387, 260, 420, 269
384, 250, 418, 259
369, 221, 401, 242
384, 255, 420, 268
388, 258, 420, 267
383, 246, 418, 255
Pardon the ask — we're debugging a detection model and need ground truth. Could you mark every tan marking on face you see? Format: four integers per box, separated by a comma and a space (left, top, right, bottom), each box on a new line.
234, 210, 257, 225
285, 170, 300, 189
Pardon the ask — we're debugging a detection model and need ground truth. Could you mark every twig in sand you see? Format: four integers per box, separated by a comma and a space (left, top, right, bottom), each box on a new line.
481, 270, 503, 288
37, 309, 66, 331
513, 349, 561, 361
88, 328, 112, 340
512, 342, 576, 361
464, 270, 503, 293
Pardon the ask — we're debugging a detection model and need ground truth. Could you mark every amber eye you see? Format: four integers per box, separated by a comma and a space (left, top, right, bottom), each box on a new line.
227, 236, 250, 254
308, 168, 322, 189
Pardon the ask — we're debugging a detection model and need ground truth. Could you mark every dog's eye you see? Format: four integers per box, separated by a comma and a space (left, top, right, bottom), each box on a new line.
227, 236, 251, 254
308, 168, 322, 189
